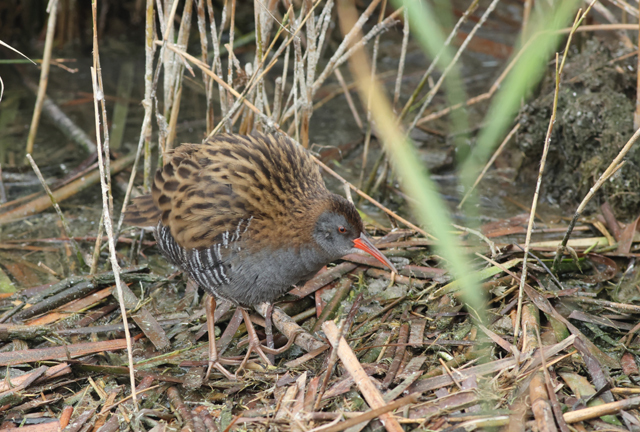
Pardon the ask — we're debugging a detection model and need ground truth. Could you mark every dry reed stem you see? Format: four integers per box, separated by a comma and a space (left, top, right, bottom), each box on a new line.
393, 7, 409, 110
313, 319, 345, 410
196, 0, 213, 134
322, 321, 405, 432
226, 0, 237, 127
91, 1, 112, 218
515, 5, 593, 344
26, 0, 58, 156
633, 3, 640, 129
206, 0, 229, 133
90, 66, 138, 410
166, 0, 194, 151
90, 213, 104, 275
563, 395, 640, 423
0, 164, 6, 204
536, 328, 570, 432
458, 123, 520, 208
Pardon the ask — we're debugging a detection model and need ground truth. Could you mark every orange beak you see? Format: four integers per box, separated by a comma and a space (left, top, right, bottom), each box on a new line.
353, 233, 397, 274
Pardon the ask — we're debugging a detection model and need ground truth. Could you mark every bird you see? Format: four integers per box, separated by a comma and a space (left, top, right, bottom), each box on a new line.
124, 132, 397, 379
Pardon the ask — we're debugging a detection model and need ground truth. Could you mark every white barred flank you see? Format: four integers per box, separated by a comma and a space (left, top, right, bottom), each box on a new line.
154, 221, 236, 292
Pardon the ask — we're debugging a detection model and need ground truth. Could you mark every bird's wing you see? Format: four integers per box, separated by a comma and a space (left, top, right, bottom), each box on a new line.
152, 133, 327, 250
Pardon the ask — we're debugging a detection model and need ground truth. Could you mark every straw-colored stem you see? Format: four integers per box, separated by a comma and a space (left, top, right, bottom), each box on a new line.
142, 0, 155, 193
90, 212, 104, 275
92, 2, 112, 217
26, 0, 59, 156
393, 7, 410, 110
226, 0, 237, 129
635, 2, 640, 130
90, 66, 138, 411
196, 0, 213, 134
517, 6, 594, 344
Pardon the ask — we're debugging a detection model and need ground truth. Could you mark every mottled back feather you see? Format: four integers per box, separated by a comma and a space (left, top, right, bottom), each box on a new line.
126, 133, 331, 250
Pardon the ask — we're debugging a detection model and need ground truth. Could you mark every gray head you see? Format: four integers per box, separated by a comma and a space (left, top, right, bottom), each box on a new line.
311, 194, 397, 271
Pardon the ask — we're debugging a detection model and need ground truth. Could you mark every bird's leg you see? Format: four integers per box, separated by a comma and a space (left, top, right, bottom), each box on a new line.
204, 295, 236, 381
237, 307, 273, 374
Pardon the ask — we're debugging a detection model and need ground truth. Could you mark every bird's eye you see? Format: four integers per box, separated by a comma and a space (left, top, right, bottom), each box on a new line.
338, 226, 347, 234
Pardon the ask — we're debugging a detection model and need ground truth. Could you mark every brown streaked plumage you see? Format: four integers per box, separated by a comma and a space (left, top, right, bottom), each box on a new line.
125, 132, 396, 379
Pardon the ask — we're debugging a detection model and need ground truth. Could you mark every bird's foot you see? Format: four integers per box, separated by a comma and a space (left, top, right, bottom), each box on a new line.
205, 358, 237, 381
235, 308, 301, 376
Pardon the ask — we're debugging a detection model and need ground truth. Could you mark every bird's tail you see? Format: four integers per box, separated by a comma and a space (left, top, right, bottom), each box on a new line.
123, 194, 161, 227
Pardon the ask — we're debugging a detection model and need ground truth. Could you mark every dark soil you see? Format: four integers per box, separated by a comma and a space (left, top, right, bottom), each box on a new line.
516, 38, 640, 219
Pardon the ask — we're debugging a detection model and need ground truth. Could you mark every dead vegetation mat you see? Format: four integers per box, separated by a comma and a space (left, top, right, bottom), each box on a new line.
1, 218, 640, 431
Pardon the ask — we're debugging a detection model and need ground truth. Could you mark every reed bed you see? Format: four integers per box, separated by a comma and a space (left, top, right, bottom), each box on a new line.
1, 0, 640, 431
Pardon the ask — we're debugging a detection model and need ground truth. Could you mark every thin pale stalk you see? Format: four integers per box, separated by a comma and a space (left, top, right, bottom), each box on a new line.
90, 66, 138, 411
196, 0, 213, 133
276, 44, 291, 124
294, 29, 308, 145
301, 0, 318, 147
315, 0, 334, 58
166, 0, 193, 150
226, 0, 237, 127
292, 38, 301, 142
206, 0, 230, 133
393, 7, 409, 109
142, 0, 155, 192
272, 77, 283, 123
253, 0, 265, 130
636, 1, 640, 130
162, 0, 179, 114
92, 1, 112, 217
517, 6, 594, 345
26, 0, 58, 156
90, 213, 104, 274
